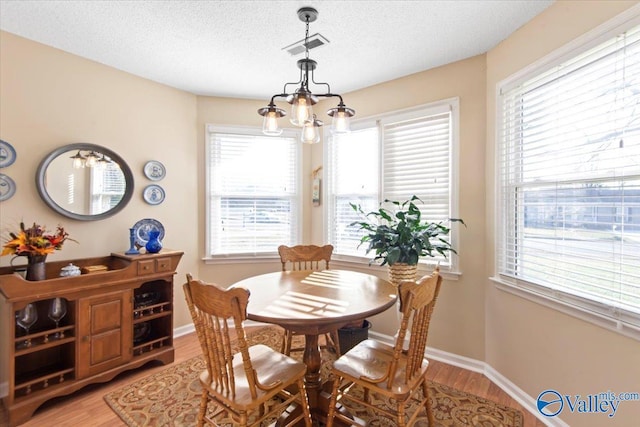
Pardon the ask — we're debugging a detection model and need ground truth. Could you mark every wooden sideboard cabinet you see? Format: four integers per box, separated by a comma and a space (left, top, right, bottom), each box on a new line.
0, 250, 183, 426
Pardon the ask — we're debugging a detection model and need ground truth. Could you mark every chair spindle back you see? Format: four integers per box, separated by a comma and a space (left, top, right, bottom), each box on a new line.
184, 274, 257, 399
278, 244, 333, 271
391, 267, 442, 387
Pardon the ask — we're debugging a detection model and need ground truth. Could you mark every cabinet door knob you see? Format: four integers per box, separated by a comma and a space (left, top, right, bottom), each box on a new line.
82, 336, 90, 342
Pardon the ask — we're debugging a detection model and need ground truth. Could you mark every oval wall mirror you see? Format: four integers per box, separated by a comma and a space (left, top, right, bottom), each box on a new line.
36, 143, 134, 221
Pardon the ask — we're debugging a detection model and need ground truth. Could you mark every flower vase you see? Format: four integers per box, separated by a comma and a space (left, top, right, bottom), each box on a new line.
26, 255, 47, 281
145, 230, 163, 254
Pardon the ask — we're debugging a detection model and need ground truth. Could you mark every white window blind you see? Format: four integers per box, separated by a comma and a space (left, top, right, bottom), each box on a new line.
382, 112, 452, 227
207, 127, 300, 256
327, 100, 459, 268
498, 24, 640, 327
327, 126, 379, 257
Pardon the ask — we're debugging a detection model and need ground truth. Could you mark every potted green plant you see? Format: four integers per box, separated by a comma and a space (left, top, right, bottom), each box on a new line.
349, 195, 464, 285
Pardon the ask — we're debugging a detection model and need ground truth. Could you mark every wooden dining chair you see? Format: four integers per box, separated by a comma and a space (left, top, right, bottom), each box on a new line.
277, 244, 341, 356
325, 267, 442, 427
183, 274, 312, 427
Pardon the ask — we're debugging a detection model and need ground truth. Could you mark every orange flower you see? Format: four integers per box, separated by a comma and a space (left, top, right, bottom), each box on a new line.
2, 222, 76, 257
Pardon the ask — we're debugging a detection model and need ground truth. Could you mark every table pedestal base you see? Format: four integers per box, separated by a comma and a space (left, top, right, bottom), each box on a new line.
276, 334, 357, 426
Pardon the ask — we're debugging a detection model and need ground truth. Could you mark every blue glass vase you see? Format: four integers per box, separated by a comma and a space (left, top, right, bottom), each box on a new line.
145, 230, 163, 254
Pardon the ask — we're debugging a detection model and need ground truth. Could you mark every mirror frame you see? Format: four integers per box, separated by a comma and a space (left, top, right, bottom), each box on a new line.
36, 143, 135, 221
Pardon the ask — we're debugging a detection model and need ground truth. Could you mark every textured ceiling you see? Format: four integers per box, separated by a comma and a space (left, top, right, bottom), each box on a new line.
0, 0, 554, 99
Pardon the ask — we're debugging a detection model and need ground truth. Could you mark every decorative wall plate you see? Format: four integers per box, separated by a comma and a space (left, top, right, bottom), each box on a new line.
0, 173, 16, 201
143, 160, 166, 181
0, 140, 17, 168
131, 218, 165, 247
143, 184, 165, 205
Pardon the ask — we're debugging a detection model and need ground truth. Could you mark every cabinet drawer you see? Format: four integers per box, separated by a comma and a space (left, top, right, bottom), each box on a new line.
137, 260, 156, 275
138, 258, 173, 275
156, 257, 172, 273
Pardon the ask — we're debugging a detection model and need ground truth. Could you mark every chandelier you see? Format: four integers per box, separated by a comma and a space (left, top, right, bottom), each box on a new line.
69, 150, 111, 168
258, 7, 355, 144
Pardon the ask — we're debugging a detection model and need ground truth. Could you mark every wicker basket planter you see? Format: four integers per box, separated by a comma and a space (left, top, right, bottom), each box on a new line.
387, 263, 418, 287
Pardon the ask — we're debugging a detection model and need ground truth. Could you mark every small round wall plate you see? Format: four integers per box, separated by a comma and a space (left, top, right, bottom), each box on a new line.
0, 173, 16, 201
0, 140, 17, 168
143, 160, 166, 181
143, 184, 165, 205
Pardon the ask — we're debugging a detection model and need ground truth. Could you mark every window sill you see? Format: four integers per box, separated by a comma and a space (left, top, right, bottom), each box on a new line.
331, 256, 462, 281
201, 254, 461, 280
203, 253, 280, 265
490, 276, 640, 342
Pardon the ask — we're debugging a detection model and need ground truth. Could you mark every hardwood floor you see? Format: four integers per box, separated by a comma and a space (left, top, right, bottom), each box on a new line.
2, 328, 546, 426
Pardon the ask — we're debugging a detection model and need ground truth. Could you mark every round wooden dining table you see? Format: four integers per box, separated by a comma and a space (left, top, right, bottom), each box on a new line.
231, 269, 397, 425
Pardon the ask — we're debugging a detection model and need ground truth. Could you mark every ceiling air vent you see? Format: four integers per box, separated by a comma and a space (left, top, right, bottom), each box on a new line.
282, 33, 330, 56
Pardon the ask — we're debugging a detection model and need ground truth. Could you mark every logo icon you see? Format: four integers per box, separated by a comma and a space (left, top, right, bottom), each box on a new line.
537, 389, 564, 417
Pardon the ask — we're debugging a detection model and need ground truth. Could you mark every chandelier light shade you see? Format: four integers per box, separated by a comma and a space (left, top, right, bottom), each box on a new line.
327, 102, 355, 134
289, 88, 315, 127
70, 150, 86, 169
258, 7, 355, 143
84, 151, 98, 168
258, 102, 287, 136
301, 114, 323, 144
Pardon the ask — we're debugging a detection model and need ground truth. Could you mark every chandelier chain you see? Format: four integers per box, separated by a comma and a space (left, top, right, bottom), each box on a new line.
304, 15, 310, 60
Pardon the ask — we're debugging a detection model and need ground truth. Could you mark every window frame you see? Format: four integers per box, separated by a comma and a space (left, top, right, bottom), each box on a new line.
204, 124, 302, 263
324, 98, 461, 277
493, 8, 640, 340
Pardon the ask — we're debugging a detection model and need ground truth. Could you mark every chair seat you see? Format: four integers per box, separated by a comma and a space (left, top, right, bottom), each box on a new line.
200, 344, 307, 410
332, 339, 429, 400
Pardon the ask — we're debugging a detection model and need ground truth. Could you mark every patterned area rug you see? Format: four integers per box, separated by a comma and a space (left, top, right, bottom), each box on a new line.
104, 326, 523, 426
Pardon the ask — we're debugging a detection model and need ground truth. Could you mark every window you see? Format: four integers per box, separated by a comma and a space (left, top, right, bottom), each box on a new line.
206, 125, 301, 258
326, 99, 460, 270
497, 23, 640, 331
89, 163, 126, 214
327, 126, 380, 257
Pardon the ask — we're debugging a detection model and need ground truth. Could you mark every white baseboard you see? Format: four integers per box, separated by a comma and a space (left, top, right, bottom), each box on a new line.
173, 320, 270, 339
483, 364, 568, 427
425, 346, 486, 374
173, 322, 195, 338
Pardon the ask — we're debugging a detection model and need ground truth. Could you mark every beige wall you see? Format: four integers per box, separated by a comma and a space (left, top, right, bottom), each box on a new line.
486, 1, 640, 426
0, 31, 199, 327
319, 54, 488, 359
2, 1, 640, 423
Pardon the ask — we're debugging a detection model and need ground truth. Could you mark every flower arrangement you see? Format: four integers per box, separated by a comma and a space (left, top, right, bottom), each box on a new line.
2, 222, 75, 258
